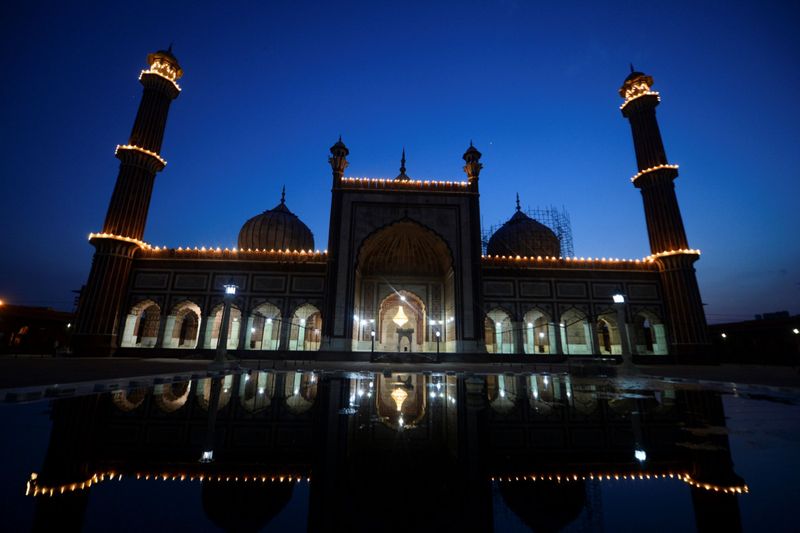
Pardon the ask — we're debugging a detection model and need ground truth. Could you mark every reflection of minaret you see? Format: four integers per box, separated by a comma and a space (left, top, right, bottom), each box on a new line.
72, 48, 183, 356
31, 396, 101, 532
619, 68, 710, 358
680, 390, 744, 532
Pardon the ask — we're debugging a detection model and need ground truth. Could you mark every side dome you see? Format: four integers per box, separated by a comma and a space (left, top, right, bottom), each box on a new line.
238, 189, 315, 251
487, 198, 561, 258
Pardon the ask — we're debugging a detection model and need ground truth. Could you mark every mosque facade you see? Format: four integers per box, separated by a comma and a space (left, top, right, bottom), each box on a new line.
71, 48, 710, 360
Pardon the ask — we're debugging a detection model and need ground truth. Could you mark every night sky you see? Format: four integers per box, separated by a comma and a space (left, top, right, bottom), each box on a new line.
1, 1, 798, 322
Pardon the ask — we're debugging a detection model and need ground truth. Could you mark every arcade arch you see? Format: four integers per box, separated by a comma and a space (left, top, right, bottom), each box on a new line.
121, 299, 160, 348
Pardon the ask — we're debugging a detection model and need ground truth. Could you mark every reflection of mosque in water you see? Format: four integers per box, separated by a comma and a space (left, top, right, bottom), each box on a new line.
29, 372, 745, 531
72, 48, 711, 361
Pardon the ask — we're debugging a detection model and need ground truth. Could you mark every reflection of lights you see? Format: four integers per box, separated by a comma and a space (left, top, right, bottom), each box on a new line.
398, 415, 404, 427
635, 449, 647, 462
357, 389, 364, 397
538, 332, 544, 339
224, 284, 237, 295
390, 387, 408, 412
266, 318, 272, 324
258, 387, 265, 395
499, 390, 506, 398
400, 295, 407, 302
721, 333, 727, 339
200, 450, 214, 463
793, 328, 799, 335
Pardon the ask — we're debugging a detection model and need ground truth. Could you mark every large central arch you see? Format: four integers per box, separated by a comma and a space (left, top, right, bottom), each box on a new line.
352, 220, 457, 353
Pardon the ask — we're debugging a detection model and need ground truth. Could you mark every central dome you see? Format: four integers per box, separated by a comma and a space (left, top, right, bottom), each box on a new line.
238, 190, 314, 251
487, 199, 560, 258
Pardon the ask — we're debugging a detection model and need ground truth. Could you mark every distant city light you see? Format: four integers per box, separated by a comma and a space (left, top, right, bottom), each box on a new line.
635, 449, 647, 462
721, 333, 727, 339
793, 328, 799, 335
200, 450, 214, 463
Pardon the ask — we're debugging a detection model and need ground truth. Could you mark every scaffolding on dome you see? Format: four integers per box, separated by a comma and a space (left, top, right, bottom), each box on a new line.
482, 205, 574, 258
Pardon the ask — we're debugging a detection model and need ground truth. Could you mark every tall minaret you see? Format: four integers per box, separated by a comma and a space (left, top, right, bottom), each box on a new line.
619, 68, 710, 358
72, 48, 183, 356
321, 136, 349, 349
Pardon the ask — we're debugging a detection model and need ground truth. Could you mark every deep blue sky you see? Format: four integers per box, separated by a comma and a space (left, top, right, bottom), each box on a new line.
1, 1, 798, 322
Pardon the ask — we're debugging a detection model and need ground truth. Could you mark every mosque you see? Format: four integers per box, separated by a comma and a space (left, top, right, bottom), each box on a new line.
71, 48, 710, 360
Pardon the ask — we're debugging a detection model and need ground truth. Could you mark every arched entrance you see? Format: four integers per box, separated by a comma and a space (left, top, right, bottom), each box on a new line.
164, 300, 201, 349
245, 302, 281, 351
376, 290, 426, 353
352, 220, 456, 353
121, 300, 160, 348
560, 308, 592, 355
485, 308, 514, 354
289, 304, 321, 351
523, 308, 556, 354
632, 310, 668, 355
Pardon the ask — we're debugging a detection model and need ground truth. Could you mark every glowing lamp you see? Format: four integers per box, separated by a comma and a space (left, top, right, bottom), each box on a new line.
200, 450, 214, 463
635, 449, 647, 462
224, 284, 237, 295
393, 306, 409, 327
612, 294, 625, 304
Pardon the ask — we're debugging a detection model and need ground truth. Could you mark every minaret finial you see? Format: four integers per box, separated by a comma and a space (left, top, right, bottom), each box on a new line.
629, 63, 635, 73
168, 42, 174, 53
516, 193, 521, 212
470, 139, 473, 147
281, 185, 286, 204
338, 134, 342, 142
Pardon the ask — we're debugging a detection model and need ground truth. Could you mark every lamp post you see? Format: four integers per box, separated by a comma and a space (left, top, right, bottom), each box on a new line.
612, 293, 633, 367
435, 329, 441, 355
213, 284, 237, 368
371, 329, 375, 353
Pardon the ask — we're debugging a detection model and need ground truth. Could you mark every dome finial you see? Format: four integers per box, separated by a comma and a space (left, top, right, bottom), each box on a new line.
395, 147, 410, 181
516, 193, 521, 212
281, 185, 285, 204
